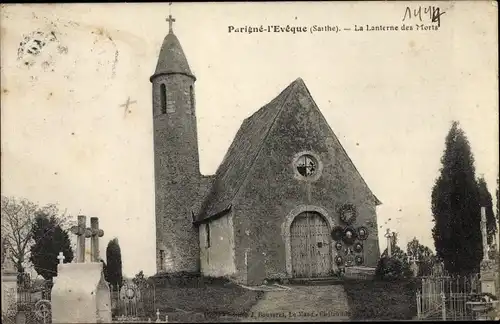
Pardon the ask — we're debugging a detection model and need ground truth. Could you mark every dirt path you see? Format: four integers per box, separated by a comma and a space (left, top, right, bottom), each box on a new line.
243, 285, 350, 322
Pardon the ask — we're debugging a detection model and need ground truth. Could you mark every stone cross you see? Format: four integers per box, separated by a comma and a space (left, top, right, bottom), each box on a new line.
89, 217, 104, 262
384, 228, 392, 257
70, 215, 91, 263
481, 206, 489, 261
407, 253, 418, 264
57, 252, 65, 264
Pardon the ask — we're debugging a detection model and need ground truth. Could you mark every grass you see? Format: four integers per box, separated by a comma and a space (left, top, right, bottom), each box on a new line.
343, 278, 421, 320
146, 272, 264, 322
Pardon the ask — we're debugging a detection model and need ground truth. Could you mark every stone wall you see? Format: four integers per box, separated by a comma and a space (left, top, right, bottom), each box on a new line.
199, 213, 237, 278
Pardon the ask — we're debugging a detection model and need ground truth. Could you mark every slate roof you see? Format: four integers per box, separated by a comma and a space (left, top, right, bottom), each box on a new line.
195, 78, 381, 223
195, 79, 298, 222
150, 30, 195, 81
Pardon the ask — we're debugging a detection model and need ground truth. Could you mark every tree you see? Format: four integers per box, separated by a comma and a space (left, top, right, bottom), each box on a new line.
381, 231, 412, 277
106, 238, 123, 289
100, 259, 108, 283
477, 176, 497, 245
378, 242, 412, 280
407, 237, 431, 259
382, 243, 408, 263
496, 175, 499, 226
1, 196, 38, 273
407, 237, 435, 276
431, 121, 482, 275
29, 211, 74, 281
132, 270, 146, 287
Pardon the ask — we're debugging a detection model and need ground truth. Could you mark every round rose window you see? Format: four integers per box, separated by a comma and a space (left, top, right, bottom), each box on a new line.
296, 154, 317, 177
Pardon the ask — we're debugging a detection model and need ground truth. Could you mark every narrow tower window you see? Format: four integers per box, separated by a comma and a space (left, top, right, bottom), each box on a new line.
160, 83, 167, 114
206, 223, 211, 248
189, 85, 195, 113
159, 250, 165, 270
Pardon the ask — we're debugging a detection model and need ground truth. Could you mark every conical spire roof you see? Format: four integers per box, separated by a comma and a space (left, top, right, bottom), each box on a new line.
150, 17, 195, 81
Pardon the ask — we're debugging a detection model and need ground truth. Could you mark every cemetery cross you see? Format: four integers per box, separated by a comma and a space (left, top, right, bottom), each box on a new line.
57, 252, 65, 264
89, 217, 104, 262
70, 215, 92, 263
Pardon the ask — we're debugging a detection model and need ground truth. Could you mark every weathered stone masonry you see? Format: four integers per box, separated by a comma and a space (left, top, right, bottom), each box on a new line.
152, 19, 381, 283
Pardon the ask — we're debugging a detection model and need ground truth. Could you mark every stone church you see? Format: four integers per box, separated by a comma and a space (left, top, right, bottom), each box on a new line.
152, 17, 381, 285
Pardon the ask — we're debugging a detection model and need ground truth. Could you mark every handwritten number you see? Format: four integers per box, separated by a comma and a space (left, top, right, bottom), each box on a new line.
431, 8, 445, 27
402, 6, 445, 27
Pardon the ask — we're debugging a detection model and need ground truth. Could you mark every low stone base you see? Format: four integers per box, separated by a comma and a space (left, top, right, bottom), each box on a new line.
1, 270, 18, 315
344, 266, 375, 280
51, 262, 111, 323
480, 259, 498, 296
151, 271, 238, 288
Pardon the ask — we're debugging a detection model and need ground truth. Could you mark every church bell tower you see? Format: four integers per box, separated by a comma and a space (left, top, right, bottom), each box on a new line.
151, 14, 200, 274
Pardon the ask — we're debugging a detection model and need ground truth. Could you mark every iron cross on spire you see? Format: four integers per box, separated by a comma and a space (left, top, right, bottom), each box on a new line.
166, 14, 176, 33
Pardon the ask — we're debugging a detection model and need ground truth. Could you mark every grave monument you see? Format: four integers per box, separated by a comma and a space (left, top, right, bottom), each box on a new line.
408, 254, 419, 277
1, 236, 18, 315
51, 215, 111, 323
479, 207, 497, 296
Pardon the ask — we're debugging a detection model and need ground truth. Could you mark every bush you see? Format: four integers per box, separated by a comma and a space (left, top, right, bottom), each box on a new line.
375, 256, 412, 281
106, 238, 123, 290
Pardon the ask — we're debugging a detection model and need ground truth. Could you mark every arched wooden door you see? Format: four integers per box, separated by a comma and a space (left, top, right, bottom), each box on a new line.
290, 211, 332, 278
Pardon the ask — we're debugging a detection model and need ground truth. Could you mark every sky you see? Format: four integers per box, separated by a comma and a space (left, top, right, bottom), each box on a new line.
1, 2, 498, 277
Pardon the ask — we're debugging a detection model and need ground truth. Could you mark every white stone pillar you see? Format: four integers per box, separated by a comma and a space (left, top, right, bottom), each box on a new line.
481, 207, 489, 260
479, 207, 497, 297
1, 269, 17, 315
1, 246, 18, 315
384, 229, 392, 257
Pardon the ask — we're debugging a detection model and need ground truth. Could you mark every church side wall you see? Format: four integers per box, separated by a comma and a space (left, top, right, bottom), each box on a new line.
232, 85, 380, 285
199, 213, 237, 278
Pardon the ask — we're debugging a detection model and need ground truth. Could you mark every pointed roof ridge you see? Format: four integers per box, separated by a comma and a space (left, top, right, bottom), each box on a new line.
294, 76, 305, 84
150, 27, 195, 82
195, 78, 302, 222
244, 78, 303, 118
196, 77, 381, 223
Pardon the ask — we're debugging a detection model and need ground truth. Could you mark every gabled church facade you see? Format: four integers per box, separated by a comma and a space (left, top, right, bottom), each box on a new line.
152, 18, 381, 285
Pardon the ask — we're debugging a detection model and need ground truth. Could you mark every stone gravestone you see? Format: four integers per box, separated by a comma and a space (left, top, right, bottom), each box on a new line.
408, 255, 419, 277
51, 215, 111, 323
1, 236, 18, 316
479, 207, 497, 296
